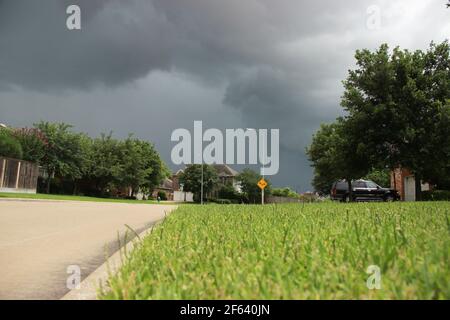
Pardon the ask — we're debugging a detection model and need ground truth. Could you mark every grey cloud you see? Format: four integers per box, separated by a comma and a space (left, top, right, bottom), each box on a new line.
0, 0, 175, 90
0, 0, 448, 189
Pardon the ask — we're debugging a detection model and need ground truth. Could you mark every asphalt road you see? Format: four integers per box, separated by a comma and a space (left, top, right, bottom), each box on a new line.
0, 199, 177, 300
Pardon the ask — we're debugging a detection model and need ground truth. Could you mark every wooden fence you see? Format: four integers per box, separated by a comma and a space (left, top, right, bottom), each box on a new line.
0, 157, 39, 193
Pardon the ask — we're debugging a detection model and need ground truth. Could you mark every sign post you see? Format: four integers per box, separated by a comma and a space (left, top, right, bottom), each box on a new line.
257, 178, 267, 205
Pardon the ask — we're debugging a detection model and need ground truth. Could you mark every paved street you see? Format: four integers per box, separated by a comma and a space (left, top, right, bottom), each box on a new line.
0, 199, 177, 299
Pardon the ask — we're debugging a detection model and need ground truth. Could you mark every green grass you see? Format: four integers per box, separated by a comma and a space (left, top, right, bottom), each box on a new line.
0, 192, 162, 204
100, 202, 450, 300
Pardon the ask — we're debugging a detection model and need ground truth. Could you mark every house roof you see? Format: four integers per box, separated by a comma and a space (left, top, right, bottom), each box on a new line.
174, 169, 184, 175
157, 178, 173, 190
212, 164, 239, 177
173, 165, 239, 178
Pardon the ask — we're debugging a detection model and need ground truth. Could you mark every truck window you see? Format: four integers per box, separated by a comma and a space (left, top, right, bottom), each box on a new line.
366, 181, 378, 188
353, 181, 366, 188
336, 181, 348, 189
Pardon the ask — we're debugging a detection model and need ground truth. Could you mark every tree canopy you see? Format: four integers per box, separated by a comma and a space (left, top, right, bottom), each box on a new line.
179, 164, 219, 202
1, 122, 169, 198
237, 168, 271, 204
0, 127, 23, 159
308, 41, 450, 199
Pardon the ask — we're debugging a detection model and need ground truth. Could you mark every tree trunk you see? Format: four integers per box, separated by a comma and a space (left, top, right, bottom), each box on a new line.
46, 170, 52, 194
73, 181, 78, 195
46, 178, 51, 194
347, 179, 353, 202
415, 173, 422, 201
393, 168, 397, 190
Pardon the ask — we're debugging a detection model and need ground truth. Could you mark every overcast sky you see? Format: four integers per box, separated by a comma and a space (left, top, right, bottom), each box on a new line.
0, 0, 449, 190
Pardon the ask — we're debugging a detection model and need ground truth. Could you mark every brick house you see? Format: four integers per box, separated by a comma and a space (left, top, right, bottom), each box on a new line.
391, 167, 431, 201
212, 164, 241, 192
151, 169, 194, 202
171, 165, 240, 200
151, 178, 175, 200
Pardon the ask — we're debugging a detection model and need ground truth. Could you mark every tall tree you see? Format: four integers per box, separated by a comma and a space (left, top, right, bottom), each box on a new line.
87, 133, 123, 196
13, 128, 48, 163
34, 122, 89, 193
236, 168, 272, 204
179, 164, 218, 203
118, 136, 168, 197
362, 168, 391, 187
0, 127, 23, 159
341, 42, 450, 199
307, 119, 369, 200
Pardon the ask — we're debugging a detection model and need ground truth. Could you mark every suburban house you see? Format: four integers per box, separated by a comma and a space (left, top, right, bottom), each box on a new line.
151, 170, 194, 202
212, 164, 241, 192
391, 167, 431, 201
151, 178, 176, 200
153, 165, 240, 201
0, 156, 39, 194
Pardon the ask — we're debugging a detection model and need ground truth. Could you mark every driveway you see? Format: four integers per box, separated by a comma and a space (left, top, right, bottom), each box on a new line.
0, 199, 177, 300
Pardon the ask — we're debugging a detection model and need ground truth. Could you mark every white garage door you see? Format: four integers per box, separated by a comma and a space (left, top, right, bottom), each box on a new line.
404, 176, 416, 201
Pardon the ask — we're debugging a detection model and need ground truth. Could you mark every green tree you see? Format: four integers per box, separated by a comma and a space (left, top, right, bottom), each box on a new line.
363, 168, 391, 187
307, 119, 369, 200
141, 142, 170, 195
87, 133, 123, 196
341, 42, 450, 200
79, 133, 169, 198
13, 128, 47, 163
179, 164, 218, 203
237, 168, 271, 204
0, 127, 23, 159
119, 137, 153, 196
118, 136, 168, 197
35, 122, 90, 194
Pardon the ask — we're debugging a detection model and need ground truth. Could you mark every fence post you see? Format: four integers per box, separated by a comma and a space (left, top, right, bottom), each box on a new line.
15, 161, 21, 189
0, 159, 5, 188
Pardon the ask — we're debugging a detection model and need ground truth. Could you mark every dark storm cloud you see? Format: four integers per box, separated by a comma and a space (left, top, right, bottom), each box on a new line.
0, 0, 448, 188
0, 0, 176, 90
0, 0, 365, 90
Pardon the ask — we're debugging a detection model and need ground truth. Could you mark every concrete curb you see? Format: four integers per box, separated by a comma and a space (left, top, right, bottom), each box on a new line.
61, 217, 168, 300
0, 197, 177, 205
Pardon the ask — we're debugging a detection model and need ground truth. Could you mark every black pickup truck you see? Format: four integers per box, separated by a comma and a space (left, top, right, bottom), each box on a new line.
331, 179, 400, 202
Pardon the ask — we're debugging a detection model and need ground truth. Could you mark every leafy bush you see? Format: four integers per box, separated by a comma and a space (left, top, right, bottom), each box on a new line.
422, 190, 450, 201
272, 187, 299, 199
13, 127, 48, 163
0, 128, 23, 159
218, 184, 242, 201
363, 168, 391, 187
157, 191, 168, 201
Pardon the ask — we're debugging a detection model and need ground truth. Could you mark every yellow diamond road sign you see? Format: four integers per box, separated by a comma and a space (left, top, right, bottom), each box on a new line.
257, 178, 268, 190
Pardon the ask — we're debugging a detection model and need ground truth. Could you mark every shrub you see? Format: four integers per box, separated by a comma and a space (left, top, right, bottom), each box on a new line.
0, 128, 23, 159
157, 191, 168, 201
209, 198, 233, 204
218, 184, 242, 201
422, 190, 450, 201
272, 187, 299, 199
13, 128, 48, 163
